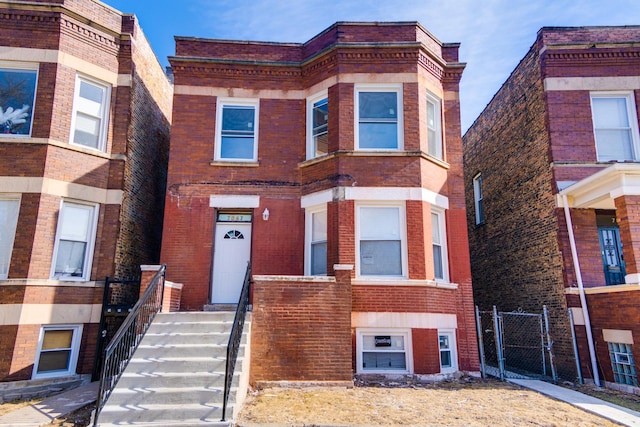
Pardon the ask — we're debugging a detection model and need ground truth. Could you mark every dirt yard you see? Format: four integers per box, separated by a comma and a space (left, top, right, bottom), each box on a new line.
236, 377, 626, 426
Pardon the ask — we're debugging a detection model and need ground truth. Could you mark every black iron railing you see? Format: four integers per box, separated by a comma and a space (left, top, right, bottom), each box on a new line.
93, 264, 167, 427
221, 262, 251, 422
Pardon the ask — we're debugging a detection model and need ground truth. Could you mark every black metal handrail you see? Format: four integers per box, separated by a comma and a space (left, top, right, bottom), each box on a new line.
221, 262, 251, 422
93, 264, 167, 426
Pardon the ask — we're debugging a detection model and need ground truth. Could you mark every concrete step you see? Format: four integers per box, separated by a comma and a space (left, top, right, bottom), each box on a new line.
105, 386, 237, 406
154, 311, 236, 323
133, 343, 227, 359
97, 402, 231, 426
142, 331, 239, 346
117, 371, 240, 390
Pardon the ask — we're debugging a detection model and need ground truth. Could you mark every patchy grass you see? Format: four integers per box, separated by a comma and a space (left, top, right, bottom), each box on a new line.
565, 382, 640, 413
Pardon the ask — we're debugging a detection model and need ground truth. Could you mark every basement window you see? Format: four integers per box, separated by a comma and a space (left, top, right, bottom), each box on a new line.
609, 342, 638, 386
33, 325, 82, 379
356, 329, 412, 374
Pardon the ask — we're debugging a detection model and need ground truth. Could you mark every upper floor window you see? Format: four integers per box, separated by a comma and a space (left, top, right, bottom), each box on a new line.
0, 64, 37, 136
473, 173, 484, 225
71, 75, 110, 151
426, 92, 443, 159
306, 207, 327, 275
591, 93, 640, 162
432, 209, 449, 282
307, 93, 328, 159
357, 203, 406, 277
215, 98, 259, 162
355, 84, 403, 150
51, 201, 98, 281
0, 195, 20, 279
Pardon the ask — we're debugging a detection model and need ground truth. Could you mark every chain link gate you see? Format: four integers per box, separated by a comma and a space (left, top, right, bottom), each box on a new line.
476, 305, 557, 381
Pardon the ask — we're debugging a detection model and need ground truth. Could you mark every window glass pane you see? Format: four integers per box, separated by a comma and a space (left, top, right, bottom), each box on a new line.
79, 81, 104, 105
42, 330, 73, 350
360, 207, 399, 239
311, 242, 327, 275
0, 199, 20, 278
220, 136, 254, 159
595, 129, 633, 161
222, 106, 254, 133
359, 123, 398, 149
592, 98, 629, 128
0, 68, 37, 135
312, 98, 328, 132
359, 92, 397, 119
363, 335, 405, 351
54, 240, 87, 277
363, 352, 406, 370
433, 244, 443, 279
431, 213, 441, 244
37, 350, 71, 373
360, 240, 401, 275
440, 350, 452, 368
73, 113, 100, 148
60, 205, 91, 240
312, 211, 327, 241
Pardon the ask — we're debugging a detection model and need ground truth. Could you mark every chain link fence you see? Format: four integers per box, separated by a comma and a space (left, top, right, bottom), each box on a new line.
476, 305, 557, 381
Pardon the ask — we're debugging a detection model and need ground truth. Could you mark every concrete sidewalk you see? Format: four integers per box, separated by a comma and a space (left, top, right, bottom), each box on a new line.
0, 381, 98, 426
509, 379, 640, 427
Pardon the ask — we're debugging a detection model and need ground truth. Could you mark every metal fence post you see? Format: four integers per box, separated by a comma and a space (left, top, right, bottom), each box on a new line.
475, 306, 486, 379
493, 306, 504, 381
543, 305, 557, 382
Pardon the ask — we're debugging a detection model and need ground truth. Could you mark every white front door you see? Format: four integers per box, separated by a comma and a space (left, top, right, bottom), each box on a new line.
211, 222, 252, 304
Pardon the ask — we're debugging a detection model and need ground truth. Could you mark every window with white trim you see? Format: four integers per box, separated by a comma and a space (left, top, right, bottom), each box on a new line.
473, 173, 484, 225
0, 195, 20, 279
357, 329, 412, 374
215, 98, 259, 162
306, 207, 327, 275
438, 330, 458, 374
357, 204, 406, 277
591, 93, 640, 162
51, 201, 98, 281
426, 92, 443, 159
70, 75, 110, 151
307, 93, 328, 159
355, 84, 403, 150
431, 209, 449, 281
608, 342, 638, 386
33, 325, 82, 379
0, 64, 37, 136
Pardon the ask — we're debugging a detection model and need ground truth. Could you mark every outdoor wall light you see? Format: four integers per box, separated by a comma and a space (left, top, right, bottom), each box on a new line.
262, 208, 269, 221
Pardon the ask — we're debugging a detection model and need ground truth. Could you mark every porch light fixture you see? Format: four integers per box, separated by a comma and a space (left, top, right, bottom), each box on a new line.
262, 208, 269, 221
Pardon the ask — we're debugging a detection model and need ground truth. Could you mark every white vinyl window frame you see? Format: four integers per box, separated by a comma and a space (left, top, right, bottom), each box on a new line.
214, 97, 260, 162
0, 194, 21, 279
590, 92, 640, 162
32, 324, 83, 379
438, 329, 458, 374
426, 91, 443, 159
0, 61, 39, 137
305, 205, 328, 276
473, 173, 484, 225
354, 84, 404, 151
50, 200, 99, 282
431, 207, 449, 282
69, 74, 111, 152
355, 202, 408, 279
356, 328, 413, 374
306, 91, 329, 159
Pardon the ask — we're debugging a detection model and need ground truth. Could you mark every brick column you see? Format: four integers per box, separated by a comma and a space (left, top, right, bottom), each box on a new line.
139, 265, 163, 298
614, 195, 640, 283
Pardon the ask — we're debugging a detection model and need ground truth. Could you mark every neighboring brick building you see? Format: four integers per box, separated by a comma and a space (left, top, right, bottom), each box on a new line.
0, 0, 171, 394
464, 26, 640, 390
163, 21, 479, 383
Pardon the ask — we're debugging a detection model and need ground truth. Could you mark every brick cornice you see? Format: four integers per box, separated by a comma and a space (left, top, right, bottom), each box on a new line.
543, 49, 640, 65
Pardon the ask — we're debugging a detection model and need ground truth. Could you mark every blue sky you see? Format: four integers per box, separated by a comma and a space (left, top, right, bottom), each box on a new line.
102, 0, 640, 132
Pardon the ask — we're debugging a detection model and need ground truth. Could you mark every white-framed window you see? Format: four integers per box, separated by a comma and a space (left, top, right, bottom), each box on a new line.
355, 84, 403, 150
356, 328, 412, 374
0, 195, 21, 279
305, 206, 327, 275
70, 75, 111, 151
51, 201, 99, 281
608, 342, 638, 386
426, 91, 443, 159
438, 329, 458, 374
215, 98, 259, 162
0, 63, 38, 137
473, 173, 484, 225
356, 203, 407, 277
307, 92, 328, 159
33, 325, 82, 379
591, 92, 640, 162
431, 208, 449, 282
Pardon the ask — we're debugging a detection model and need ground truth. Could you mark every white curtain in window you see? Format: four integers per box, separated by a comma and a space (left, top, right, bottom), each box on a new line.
360, 207, 401, 275
592, 97, 633, 161
0, 199, 20, 279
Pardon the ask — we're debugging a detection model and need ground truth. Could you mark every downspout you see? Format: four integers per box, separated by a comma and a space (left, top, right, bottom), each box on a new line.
561, 194, 601, 387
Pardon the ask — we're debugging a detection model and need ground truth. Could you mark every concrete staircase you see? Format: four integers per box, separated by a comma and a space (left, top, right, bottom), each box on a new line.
96, 311, 251, 426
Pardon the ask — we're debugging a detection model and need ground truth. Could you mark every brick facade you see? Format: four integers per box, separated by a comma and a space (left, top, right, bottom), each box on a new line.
163, 22, 478, 382
0, 0, 171, 387
464, 26, 640, 387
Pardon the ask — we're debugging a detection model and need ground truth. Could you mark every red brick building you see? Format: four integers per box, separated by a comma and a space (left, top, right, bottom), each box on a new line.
163, 22, 479, 383
464, 26, 640, 391
0, 0, 171, 397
